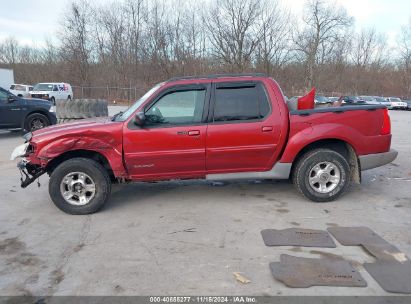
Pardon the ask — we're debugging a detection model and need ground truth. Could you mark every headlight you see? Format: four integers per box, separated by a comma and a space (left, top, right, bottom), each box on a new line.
10, 143, 29, 160
49, 106, 56, 113
22, 132, 32, 142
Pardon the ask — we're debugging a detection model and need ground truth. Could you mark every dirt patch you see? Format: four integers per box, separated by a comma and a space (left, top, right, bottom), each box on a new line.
326, 223, 339, 227
18, 218, 30, 226
289, 222, 300, 226
50, 269, 65, 285
275, 201, 288, 208
73, 243, 85, 252
253, 194, 265, 198
114, 284, 125, 293
24, 274, 39, 285
276, 209, 290, 213
394, 204, 403, 208
0, 237, 25, 255
289, 247, 302, 252
7, 252, 41, 267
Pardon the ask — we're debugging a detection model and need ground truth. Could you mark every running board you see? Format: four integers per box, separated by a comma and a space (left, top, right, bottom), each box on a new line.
206, 163, 292, 181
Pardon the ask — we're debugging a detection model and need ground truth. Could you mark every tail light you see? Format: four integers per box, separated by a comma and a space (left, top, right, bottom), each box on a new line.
380, 108, 391, 135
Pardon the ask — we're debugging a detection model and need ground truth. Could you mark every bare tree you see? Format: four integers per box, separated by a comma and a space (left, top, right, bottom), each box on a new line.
0, 37, 19, 66
255, 1, 292, 75
351, 28, 387, 68
294, 0, 353, 88
204, 0, 265, 72
59, 0, 94, 86
398, 18, 411, 95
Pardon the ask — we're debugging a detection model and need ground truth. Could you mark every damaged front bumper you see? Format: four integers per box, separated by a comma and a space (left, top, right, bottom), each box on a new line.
17, 159, 46, 188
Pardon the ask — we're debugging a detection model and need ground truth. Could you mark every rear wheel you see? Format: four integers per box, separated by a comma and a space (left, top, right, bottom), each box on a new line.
50, 97, 56, 105
49, 158, 111, 215
24, 113, 50, 131
293, 149, 350, 202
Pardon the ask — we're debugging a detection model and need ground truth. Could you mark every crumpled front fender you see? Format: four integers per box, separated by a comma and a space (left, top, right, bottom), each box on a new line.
36, 136, 127, 177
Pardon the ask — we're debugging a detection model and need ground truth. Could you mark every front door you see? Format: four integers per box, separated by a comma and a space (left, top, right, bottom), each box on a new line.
123, 84, 210, 180
0, 90, 24, 128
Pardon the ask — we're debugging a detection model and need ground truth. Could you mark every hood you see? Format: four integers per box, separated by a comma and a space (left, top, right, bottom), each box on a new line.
31, 117, 118, 144
22, 97, 52, 106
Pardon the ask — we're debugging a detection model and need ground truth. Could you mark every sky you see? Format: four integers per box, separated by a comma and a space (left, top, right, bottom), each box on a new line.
0, 0, 410, 47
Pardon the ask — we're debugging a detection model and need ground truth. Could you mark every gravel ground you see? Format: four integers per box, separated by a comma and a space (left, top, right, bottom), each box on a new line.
0, 107, 410, 296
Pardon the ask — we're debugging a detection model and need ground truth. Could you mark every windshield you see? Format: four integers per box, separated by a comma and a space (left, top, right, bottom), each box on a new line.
390, 98, 401, 102
12, 84, 26, 91
33, 83, 54, 91
115, 82, 164, 121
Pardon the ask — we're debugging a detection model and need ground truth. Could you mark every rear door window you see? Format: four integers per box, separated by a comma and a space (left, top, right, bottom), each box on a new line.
213, 83, 270, 122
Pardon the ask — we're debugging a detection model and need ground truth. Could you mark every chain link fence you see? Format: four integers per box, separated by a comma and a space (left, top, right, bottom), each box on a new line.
71, 86, 148, 106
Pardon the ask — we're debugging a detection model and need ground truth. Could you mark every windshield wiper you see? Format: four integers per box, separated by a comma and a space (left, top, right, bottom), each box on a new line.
111, 111, 123, 121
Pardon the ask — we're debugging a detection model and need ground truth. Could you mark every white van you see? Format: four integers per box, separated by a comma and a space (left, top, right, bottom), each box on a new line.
30, 83, 73, 104
9, 84, 33, 97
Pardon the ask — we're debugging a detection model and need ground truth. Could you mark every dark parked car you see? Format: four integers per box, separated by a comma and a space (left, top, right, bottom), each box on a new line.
405, 100, 411, 110
342, 96, 362, 104
0, 87, 57, 132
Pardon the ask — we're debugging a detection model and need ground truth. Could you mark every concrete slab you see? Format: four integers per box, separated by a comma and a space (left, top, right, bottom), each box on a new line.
0, 108, 410, 296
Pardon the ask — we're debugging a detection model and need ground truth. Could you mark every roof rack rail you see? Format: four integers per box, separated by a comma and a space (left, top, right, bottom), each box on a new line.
168, 73, 267, 82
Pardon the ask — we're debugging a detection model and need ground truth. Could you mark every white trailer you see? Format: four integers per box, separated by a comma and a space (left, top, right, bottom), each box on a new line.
0, 68, 15, 90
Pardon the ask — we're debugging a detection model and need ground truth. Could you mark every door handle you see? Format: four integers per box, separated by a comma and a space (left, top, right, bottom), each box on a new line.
262, 126, 273, 132
188, 130, 200, 136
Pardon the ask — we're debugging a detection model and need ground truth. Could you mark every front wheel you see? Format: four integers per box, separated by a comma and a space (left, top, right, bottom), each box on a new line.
49, 158, 111, 214
292, 149, 350, 202
24, 113, 50, 131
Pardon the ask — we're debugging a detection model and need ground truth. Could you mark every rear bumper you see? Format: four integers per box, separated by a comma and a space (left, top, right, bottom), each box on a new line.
359, 149, 398, 171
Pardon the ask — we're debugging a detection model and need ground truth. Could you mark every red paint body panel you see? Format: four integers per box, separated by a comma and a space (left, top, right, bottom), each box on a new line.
27, 118, 127, 177
280, 108, 391, 163
25, 76, 392, 182
122, 124, 207, 180
205, 78, 289, 173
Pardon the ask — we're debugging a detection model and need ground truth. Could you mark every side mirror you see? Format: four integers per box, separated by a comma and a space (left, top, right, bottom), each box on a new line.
7, 95, 16, 103
134, 111, 146, 126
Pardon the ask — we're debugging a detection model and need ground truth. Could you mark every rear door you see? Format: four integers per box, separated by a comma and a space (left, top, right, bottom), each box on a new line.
206, 81, 280, 173
123, 84, 210, 180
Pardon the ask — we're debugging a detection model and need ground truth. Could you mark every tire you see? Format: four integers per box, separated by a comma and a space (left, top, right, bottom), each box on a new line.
49, 158, 111, 215
68, 95, 72, 101
292, 148, 350, 202
24, 113, 50, 131
50, 97, 56, 105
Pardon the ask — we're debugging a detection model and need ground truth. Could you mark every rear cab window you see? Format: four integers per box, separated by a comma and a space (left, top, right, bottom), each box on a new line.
212, 82, 270, 123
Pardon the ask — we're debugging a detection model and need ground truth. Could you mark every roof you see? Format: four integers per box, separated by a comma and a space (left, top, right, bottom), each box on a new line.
167, 73, 267, 82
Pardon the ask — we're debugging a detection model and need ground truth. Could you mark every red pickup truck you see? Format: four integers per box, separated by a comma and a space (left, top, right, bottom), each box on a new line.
11, 74, 397, 214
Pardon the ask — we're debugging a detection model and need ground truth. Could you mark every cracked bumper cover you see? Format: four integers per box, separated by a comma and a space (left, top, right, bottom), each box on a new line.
17, 159, 45, 188
359, 149, 398, 171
